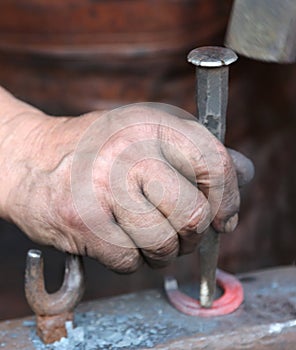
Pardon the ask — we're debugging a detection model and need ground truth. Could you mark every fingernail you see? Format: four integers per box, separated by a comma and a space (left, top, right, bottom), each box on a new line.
224, 213, 238, 233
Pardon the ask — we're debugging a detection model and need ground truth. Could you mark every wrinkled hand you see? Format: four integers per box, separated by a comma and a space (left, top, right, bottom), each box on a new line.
0, 98, 253, 273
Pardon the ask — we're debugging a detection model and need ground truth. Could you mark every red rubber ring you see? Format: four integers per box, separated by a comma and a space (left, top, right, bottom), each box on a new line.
164, 269, 244, 317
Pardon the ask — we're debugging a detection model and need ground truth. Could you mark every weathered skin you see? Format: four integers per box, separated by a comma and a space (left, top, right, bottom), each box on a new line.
0, 86, 250, 273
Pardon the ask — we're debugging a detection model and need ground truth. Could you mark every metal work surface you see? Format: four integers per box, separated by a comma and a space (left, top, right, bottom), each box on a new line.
0, 267, 296, 349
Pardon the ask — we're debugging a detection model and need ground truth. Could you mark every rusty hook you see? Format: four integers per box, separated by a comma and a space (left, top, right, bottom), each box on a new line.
25, 249, 85, 344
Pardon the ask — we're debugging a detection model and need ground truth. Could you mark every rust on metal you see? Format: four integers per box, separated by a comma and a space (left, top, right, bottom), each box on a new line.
35, 312, 73, 344
24, 249, 84, 344
1, 267, 296, 349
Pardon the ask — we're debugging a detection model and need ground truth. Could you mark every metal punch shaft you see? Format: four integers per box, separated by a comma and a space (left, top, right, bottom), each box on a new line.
188, 46, 238, 308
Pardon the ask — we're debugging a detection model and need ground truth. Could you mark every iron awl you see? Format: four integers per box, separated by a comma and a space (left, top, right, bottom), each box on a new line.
187, 46, 238, 308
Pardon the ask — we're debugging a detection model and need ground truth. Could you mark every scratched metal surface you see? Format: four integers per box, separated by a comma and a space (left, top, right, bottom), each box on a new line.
0, 266, 295, 349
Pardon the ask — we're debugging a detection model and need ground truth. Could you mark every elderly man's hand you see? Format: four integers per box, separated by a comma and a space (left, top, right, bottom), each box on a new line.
0, 88, 253, 273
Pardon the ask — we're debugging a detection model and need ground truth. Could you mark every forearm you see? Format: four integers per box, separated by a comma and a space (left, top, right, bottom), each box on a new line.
0, 86, 55, 220
0, 86, 103, 225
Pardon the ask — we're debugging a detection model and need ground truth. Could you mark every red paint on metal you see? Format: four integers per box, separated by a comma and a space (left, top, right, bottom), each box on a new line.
165, 269, 244, 317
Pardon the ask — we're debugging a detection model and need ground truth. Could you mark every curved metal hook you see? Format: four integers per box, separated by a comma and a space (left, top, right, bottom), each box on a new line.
25, 249, 85, 316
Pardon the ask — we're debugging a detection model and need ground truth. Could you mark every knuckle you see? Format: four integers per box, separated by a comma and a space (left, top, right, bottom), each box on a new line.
142, 235, 178, 268
53, 196, 84, 231
212, 141, 234, 178
108, 249, 142, 274
220, 153, 234, 179
181, 201, 211, 234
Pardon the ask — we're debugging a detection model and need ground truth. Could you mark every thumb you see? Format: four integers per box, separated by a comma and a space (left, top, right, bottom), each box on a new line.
227, 148, 255, 187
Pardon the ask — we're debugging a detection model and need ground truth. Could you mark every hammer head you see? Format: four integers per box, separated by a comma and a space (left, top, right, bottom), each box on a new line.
225, 0, 296, 63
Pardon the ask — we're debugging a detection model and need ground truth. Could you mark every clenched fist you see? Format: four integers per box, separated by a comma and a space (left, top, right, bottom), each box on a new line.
0, 87, 253, 273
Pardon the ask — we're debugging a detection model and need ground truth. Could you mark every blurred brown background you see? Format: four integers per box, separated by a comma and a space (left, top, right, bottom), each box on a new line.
0, 0, 295, 321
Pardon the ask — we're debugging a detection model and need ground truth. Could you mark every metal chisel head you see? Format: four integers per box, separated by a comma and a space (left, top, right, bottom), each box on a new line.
225, 0, 296, 63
